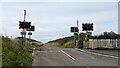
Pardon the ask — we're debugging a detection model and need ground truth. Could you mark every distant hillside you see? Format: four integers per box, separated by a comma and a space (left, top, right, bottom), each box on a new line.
48, 32, 120, 48
48, 33, 86, 48
15, 37, 42, 47
16, 37, 41, 42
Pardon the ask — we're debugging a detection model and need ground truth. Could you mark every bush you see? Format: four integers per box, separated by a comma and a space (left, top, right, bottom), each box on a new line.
2, 37, 32, 67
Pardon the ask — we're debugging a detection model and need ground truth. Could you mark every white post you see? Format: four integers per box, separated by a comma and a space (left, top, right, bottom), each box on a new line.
116, 39, 117, 48
92, 39, 93, 49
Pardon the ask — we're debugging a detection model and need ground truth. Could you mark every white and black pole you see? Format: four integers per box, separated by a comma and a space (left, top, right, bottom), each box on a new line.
85, 30, 88, 50
23, 10, 26, 46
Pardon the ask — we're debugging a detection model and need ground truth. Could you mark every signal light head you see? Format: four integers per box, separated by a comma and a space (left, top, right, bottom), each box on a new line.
82, 23, 93, 31
19, 21, 31, 29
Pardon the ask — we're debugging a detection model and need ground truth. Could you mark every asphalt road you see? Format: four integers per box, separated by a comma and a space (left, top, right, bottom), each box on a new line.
32, 44, 118, 66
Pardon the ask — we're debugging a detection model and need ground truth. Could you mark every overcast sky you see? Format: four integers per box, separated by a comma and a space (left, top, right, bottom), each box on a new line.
0, 1, 119, 43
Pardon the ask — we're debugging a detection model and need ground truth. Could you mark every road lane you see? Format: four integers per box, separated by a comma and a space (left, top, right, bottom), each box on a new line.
32, 44, 118, 66
61, 50, 76, 61
32, 50, 79, 66
32, 44, 79, 66
63, 48, 118, 66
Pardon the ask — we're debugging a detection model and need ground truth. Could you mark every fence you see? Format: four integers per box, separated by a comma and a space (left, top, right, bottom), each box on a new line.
85, 39, 120, 49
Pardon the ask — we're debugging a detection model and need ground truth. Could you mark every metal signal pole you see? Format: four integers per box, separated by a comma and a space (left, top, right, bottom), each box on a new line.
85, 30, 88, 50
86, 31, 87, 50
19, 10, 33, 46
29, 32, 31, 39
77, 20, 79, 40
23, 10, 26, 46
77, 20, 80, 47
29, 31, 31, 46
24, 10, 26, 21
74, 26, 76, 47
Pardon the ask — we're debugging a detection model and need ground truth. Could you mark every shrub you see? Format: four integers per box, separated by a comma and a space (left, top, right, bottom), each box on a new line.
2, 37, 32, 67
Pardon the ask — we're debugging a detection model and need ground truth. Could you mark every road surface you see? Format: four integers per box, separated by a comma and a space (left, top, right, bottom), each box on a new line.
32, 44, 118, 66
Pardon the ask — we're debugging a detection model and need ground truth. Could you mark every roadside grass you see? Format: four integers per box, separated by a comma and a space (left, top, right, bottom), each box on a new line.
61, 44, 76, 48
2, 37, 32, 67
2, 37, 41, 67
51, 42, 76, 48
48, 33, 86, 48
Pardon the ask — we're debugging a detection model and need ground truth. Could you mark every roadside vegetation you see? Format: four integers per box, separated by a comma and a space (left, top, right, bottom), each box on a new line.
48, 32, 120, 49
1, 36, 41, 67
48, 33, 86, 48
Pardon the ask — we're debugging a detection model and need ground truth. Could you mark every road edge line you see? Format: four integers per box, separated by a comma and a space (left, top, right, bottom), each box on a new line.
79, 49, 118, 59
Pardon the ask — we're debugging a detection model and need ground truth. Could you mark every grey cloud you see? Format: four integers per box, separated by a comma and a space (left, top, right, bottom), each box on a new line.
1, 2, 118, 42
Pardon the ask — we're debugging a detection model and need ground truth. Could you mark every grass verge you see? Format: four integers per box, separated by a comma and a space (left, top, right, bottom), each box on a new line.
2, 37, 34, 67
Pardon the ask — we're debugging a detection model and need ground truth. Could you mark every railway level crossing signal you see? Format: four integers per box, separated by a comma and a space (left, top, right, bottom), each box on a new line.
18, 10, 35, 46
82, 23, 94, 49
70, 20, 79, 47
70, 27, 78, 32
19, 21, 31, 29
27, 25, 35, 40
82, 23, 93, 31
27, 25, 35, 31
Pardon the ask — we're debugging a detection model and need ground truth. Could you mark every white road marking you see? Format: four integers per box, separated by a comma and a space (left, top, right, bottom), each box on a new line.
87, 67, 90, 68
79, 49, 118, 59
61, 50, 76, 61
